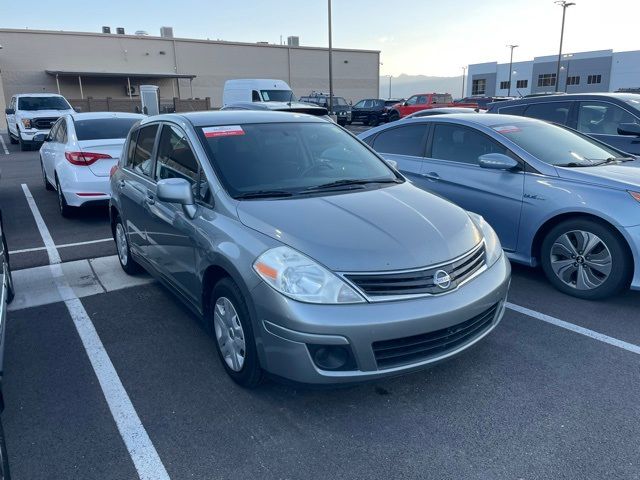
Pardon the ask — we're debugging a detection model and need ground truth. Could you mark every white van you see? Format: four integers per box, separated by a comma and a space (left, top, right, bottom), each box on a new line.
222, 79, 295, 106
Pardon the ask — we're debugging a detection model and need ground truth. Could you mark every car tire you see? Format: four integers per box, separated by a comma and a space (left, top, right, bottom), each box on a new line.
3, 236, 14, 304
55, 176, 74, 218
210, 277, 263, 388
41, 159, 54, 191
368, 115, 379, 127
540, 219, 631, 300
114, 215, 142, 275
388, 110, 400, 122
337, 119, 347, 127
8, 132, 18, 145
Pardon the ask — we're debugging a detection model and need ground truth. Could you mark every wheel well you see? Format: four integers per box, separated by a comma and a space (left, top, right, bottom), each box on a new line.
201, 265, 232, 319
531, 212, 633, 267
109, 205, 119, 236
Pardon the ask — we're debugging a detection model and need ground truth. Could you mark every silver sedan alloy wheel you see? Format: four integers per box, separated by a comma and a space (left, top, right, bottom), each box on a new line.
550, 229, 612, 290
115, 223, 129, 266
214, 297, 246, 372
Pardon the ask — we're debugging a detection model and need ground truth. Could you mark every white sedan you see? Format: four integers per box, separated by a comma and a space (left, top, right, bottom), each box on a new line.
38, 112, 145, 216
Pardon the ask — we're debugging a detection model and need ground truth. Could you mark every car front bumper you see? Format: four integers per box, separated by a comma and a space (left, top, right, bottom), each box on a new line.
252, 253, 511, 384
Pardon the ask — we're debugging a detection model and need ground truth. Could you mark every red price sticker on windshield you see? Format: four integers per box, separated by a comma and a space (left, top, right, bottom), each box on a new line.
203, 125, 245, 138
493, 125, 521, 134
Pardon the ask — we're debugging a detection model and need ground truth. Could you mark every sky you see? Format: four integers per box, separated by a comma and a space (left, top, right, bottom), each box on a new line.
1, 0, 638, 77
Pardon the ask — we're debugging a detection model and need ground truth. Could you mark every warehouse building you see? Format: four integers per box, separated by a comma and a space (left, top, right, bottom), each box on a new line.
0, 27, 380, 124
466, 49, 640, 97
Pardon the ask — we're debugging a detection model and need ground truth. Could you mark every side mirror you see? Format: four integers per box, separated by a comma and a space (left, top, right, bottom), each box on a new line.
33, 133, 48, 143
403, 102, 408, 106
4, 108, 15, 115
478, 153, 519, 170
618, 123, 640, 137
156, 178, 197, 218
386, 159, 398, 169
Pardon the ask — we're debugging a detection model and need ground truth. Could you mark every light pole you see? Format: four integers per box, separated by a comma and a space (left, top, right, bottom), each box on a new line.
554, 1, 575, 92
387, 75, 392, 99
506, 44, 518, 96
328, 0, 333, 115
461, 67, 466, 98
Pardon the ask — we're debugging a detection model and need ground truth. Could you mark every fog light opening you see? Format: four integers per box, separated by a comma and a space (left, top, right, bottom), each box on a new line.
308, 344, 356, 371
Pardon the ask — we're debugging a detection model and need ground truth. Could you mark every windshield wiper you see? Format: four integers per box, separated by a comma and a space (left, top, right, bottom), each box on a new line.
302, 178, 402, 193
556, 162, 592, 167
590, 157, 634, 166
234, 190, 294, 199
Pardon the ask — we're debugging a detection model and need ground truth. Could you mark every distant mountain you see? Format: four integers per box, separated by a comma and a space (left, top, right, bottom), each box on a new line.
379, 74, 465, 100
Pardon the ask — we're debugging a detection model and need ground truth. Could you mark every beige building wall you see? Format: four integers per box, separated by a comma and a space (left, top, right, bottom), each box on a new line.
0, 29, 380, 113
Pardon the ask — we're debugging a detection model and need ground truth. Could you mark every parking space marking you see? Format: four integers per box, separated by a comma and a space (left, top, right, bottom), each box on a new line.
10, 237, 113, 255
0, 134, 8, 155
21, 184, 61, 264
506, 302, 640, 355
20, 185, 171, 480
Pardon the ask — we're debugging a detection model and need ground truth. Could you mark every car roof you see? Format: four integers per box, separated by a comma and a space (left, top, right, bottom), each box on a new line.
70, 112, 145, 121
143, 110, 328, 127
15, 93, 66, 98
490, 92, 639, 107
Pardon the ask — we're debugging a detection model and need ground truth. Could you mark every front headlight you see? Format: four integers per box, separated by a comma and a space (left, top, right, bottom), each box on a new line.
253, 246, 365, 304
467, 212, 503, 267
21, 118, 32, 129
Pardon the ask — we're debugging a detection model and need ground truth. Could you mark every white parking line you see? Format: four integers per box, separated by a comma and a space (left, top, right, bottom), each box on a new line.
10, 237, 113, 255
0, 135, 8, 155
19, 186, 170, 480
506, 302, 640, 355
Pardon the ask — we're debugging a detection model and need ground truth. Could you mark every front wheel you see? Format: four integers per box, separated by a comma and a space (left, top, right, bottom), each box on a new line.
388, 110, 400, 122
8, 131, 18, 145
114, 216, 142, 274
210, 278, 263, 388
540, 219, 631, 300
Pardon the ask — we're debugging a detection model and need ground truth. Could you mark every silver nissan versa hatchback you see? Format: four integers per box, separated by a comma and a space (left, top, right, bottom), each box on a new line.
109, 111, 511, 387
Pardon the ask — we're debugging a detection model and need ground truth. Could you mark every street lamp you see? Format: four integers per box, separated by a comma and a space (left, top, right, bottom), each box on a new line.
387, 75, 392, 99
554, 1, 575, 92
506, 44, 518, 96
461, 67, 466, 98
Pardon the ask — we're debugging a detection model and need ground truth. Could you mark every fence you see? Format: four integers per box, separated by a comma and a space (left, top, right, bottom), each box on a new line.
67, 97, 212, 114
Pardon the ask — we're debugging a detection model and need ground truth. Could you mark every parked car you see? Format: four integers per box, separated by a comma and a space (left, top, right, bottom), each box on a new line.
405, 107, 479, 118
37, 112, 145, 217
0, 209, 15, 480
351, 99, 397, 126
222, 79, 295, 106
4, 94, 74, 151
359, 114, 640, 299
299, 93, 352, 126
486, 93, 640, 155
109, 111, 510, 387
387, 93, 457, 121
221, 101, 329, 119
454, 96, 514, 109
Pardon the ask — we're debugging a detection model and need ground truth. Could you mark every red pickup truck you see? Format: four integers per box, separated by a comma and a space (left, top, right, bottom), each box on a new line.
388, 93, 475, 120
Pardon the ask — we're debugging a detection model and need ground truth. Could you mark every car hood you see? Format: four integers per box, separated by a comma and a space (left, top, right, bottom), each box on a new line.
18, 109, 74, 119
555, 159, 640, 190
236, 182, 482, 272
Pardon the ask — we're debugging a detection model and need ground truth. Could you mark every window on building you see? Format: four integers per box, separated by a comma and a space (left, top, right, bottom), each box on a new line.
567, 76, 580, 86
499, 81, 510, 90
537, 73, 557, 88
472, 79, 486, 95
587, 74, 602, 85
516, 79, 528, 89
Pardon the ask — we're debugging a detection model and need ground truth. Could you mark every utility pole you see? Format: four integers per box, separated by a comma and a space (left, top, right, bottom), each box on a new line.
506, 44, 518, 96
461, 67, 466, 98
554, 1, 575, 92
388, 75, 392, 99
328, 0, 333, 115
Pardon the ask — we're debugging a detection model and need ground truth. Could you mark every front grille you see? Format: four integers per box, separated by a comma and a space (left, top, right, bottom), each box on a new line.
33, 117, 59, 130
344, 243, 485, 298
372, 303, 499, 369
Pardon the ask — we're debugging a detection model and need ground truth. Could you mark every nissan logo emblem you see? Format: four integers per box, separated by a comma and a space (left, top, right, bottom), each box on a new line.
434, 270, 452, 290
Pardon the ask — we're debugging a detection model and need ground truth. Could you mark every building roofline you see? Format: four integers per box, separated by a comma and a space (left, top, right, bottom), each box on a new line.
0, 28, 381, 54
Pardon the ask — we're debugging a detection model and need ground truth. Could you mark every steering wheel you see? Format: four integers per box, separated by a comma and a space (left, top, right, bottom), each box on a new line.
300, 161, 335, 177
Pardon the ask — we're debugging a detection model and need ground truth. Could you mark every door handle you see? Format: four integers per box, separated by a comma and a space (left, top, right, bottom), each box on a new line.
118, 180, 125, 188
421, 172, 440, 181
145, 193, 155, 205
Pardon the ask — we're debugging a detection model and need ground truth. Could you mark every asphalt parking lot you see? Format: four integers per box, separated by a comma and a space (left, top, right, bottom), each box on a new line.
1, 128, 639, 480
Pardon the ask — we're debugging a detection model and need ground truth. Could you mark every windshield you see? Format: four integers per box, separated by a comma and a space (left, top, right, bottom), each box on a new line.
18, 96, 71, 111
74, 118, 140, 141
199, 122, 399, 198
493, 121, 627, 166
260, 90, 296, 102
334, 97, 348, 106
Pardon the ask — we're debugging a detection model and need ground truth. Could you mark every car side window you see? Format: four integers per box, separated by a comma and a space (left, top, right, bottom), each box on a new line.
417, 95, 428, 105
129, 124, 158, 177
59, 120, 68, 143
49, 120, 61, 142
405, 96, 418, 106
431, 124, 508, 165
524, 102, 572, 125
251, 90, 261, 102
498, 104, 527, 115
372, 125, 428, 157
155, 124, 211, 203
354, 100, 366, 108
125, 129, 139, 167
577, 101, 640, 135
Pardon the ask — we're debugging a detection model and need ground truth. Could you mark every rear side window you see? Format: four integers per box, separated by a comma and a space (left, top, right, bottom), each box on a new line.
523, 102, 572, 125
372, 125, 428, 156
128, 124, 158, 177
497, 104, 527, 115
431, 124, 507, 165
56, 120, 68, 143
74, 118, 139, 141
